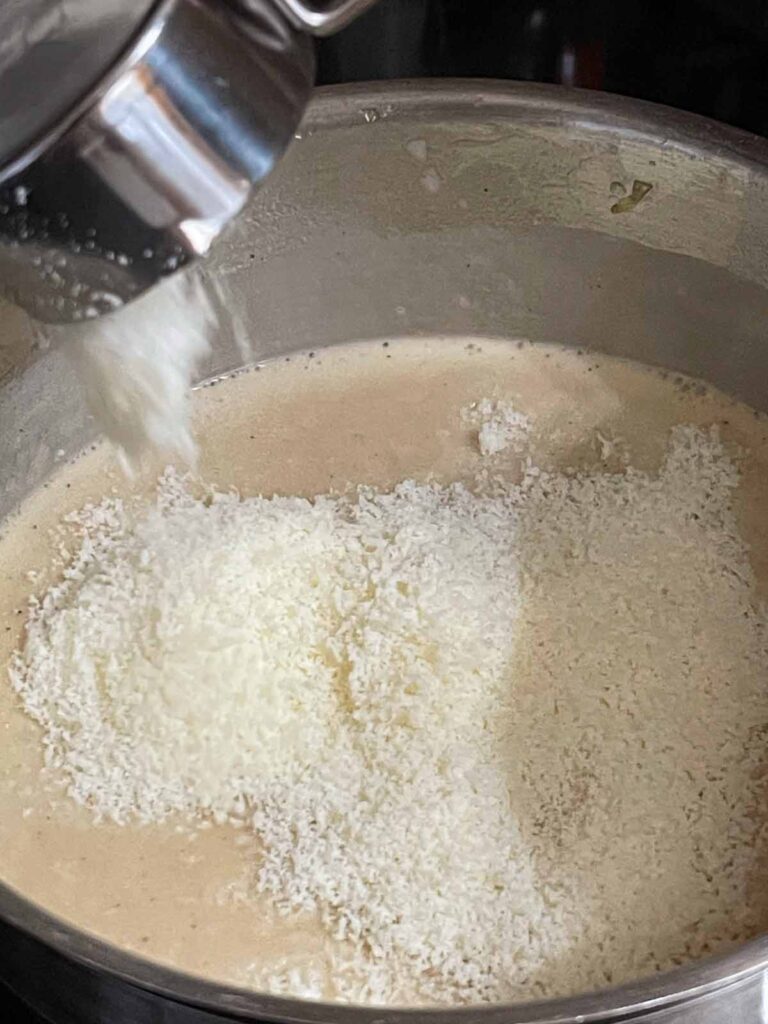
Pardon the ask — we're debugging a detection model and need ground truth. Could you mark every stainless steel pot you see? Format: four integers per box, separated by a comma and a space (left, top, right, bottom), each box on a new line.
0, 0, 378, 323
2, 80, 768, 1023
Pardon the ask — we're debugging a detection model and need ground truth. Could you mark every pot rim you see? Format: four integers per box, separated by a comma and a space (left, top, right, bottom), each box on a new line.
3, 78, 768, 1024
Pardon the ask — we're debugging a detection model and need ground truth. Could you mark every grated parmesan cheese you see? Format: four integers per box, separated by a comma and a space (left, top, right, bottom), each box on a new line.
462, 397, 532, 456
10, 418, 768, 1004
64, 273, 213, 471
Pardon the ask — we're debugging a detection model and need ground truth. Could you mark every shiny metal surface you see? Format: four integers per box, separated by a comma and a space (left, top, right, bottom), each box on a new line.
3, 80, 768, 1022
0, 0, 315, 323
272, 0, 382, 35
0, 0, 155, 167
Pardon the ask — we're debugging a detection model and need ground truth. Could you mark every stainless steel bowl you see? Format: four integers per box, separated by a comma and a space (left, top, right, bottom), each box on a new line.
2, 81, 768, 1023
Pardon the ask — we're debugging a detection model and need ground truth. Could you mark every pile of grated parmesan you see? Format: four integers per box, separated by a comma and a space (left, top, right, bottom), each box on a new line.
11, 414, 768, 1005
463, 397, 532, 456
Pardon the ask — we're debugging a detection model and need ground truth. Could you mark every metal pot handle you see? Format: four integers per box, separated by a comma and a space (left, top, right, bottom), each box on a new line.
270, 0, 379, 36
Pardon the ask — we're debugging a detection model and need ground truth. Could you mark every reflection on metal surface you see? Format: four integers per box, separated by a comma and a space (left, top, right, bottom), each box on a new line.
81, 67, 250, 246
271, 0, 380, 35
0, 0, 156, 169
0, 0, 315, 322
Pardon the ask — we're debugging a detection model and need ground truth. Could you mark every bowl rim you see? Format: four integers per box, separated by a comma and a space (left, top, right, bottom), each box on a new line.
3, 78, 768, 1024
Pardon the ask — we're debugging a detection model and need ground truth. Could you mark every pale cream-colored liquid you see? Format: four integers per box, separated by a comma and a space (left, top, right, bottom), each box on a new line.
1, 336, 768, 1000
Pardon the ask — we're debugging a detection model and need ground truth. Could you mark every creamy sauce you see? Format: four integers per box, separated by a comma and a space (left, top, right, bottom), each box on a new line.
1, 336, 768, 999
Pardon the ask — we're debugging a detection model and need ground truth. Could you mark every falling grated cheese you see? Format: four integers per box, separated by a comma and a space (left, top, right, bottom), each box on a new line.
64, 273, 214, 471
10, 420, 768, 1004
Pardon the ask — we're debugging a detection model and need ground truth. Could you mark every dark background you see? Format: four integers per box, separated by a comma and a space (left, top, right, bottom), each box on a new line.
317, 0, 768, 136
5, 0, 768, 1020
